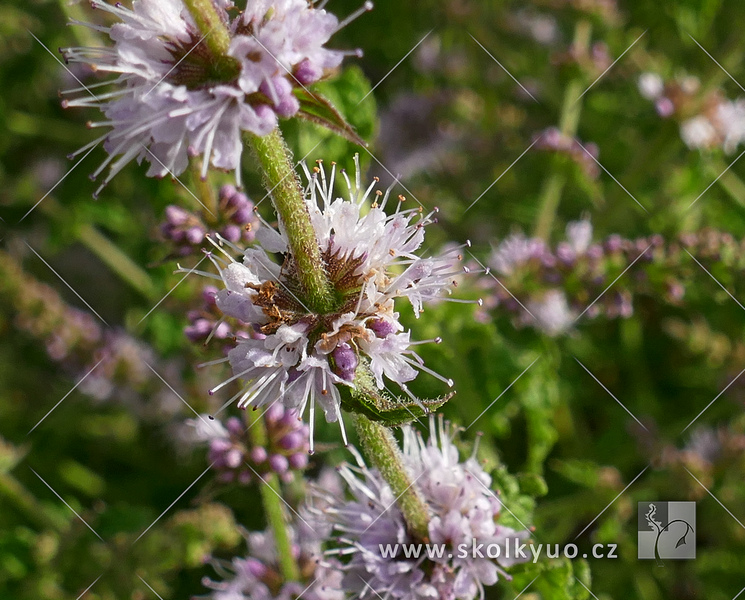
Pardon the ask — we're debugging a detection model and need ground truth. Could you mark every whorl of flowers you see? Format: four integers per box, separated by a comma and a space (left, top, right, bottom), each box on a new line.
307, 417, 530, 600
202, 521, 344, 600
202, 157, 464, 450
61, 0, 371, 195
188, 405, 310, 484
477, 219, 662, 335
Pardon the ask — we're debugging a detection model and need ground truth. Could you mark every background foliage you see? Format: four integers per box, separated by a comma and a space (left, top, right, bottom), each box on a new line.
1, 0, 744, 598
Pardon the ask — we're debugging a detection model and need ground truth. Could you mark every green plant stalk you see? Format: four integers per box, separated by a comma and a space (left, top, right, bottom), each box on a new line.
77, 224, 157, 299
182, 0, 232, 57
38, 198, 156, 299
710, 159, 745, 212
352, 413, 431, 541
248, 129, 335, 312
0, 471, 65, 531
189, 157, 219, 221
245, 409, 301, 581
533, 20, 592, 241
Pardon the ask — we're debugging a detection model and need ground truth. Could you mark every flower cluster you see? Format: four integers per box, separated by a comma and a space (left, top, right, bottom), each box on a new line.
202, 521, 344, 600
203, 157, 463, 448
533, 126, 600, 178
638, 72, 745, 153
162, 185, 259, 257
478, 222, 745, 336
477, 219, 662, 335
308, 417, 529, 599
185, 285, 236, 344
189, 404, 309, 484
61, 0, 371, 195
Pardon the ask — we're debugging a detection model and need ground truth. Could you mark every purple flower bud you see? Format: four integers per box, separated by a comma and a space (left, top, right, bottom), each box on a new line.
185, 318, 212, 342
556, 242, 575, 265
221, 224, 242, 243
369, 318, 397, 338
243, 558, 267, 578
278, 409, 300, 427
275, 94, 300, 118
232, 205, 254, 224
238, 470, 252, 485
289, 453, 308, 469
269, 454, 289, 474
605, 234, 623, 253
209, 438, 232, 455
214, 321, 232, 339
332, 343, 358, 380
226, 417, 243, 437
586, 244, 603, 260
165, 205, 191, 226
265, 403, 285, 423
294, 59, 323, 85
225, 448, 243, 469
220, 184, 237, 202
250, 446, 268, 463
185, 226, 206, 245
279, 431, 304, 451
202, 286, 219, 306
656, 97, 675, 118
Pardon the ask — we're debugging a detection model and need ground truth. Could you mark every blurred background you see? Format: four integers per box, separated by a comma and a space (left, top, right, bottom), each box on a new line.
1, 0, 745, 598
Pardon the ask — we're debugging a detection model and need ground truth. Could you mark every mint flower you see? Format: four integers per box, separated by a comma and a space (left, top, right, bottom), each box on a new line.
202, 521, 344, 600
308, 417, 530, 599
202, 157, 462, 449
61, 0, 370, 195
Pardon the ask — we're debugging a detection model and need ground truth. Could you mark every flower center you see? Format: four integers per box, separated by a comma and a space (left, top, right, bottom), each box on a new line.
249, 244, 372, 342
165, 33, 241, 90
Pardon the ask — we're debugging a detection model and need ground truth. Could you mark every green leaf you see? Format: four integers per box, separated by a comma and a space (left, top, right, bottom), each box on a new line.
294, 88, 367, 147
339, 358, 452, 424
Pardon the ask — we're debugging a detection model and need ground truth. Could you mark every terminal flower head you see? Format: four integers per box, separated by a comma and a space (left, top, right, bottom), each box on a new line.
61, 0, 371, 196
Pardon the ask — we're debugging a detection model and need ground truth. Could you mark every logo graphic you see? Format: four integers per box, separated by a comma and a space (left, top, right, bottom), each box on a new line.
638, 501, 696, 561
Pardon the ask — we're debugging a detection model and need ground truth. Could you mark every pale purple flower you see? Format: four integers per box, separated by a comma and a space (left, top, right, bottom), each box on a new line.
61, 0, 370, 196
200, 156, 462, 450
680, 116, 717, 150
308, 417, 530, 600
637, 72, 664, 100
489, 233, 547, 276
565, 219, 592, 254
202, 522, 344, 600
524, 289, 575, 336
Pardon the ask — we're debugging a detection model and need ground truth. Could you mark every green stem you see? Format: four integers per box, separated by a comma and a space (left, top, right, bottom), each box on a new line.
182, 0, 232, 57
37, 198, 156, 299
189, 158, 220, 223
245, 410, 301, 582
0, 471, 64, 531
352, 413, 431, 541
710, 159, 745, 213
248, 129, 335, 312
533, 20, 592, 241
77, 224, 157, 299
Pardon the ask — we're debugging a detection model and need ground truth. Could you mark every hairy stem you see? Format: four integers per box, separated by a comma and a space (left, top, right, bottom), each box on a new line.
182, 0, 232, 57
352, 413, 431, 541
245, 409, 301, 581
248, 129, 335, 312
534, 20, 592, 241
